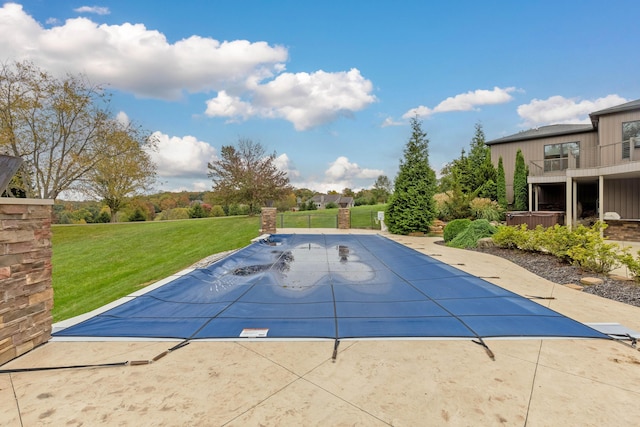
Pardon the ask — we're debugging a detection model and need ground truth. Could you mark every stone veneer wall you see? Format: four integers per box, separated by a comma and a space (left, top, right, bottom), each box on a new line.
604, 220, 640, 242
0, 198, 53, 365
261, 207, 277, 234
338, 208, 350, 229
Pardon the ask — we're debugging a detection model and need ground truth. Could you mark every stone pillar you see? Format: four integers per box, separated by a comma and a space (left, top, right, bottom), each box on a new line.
0, 198, 54, 365
260, 207, 277, 234
338, 208, 350, 229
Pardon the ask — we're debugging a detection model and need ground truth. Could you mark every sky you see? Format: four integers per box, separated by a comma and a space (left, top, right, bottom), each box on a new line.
1, 0, 639, 194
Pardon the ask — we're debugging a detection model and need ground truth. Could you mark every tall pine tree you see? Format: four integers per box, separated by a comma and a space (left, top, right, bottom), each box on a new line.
496, 156, 507, 209
513, 149, 529, 210
386, 117, 437, 234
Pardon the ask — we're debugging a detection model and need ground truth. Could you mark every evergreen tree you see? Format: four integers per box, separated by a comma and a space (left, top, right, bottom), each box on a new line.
513, 149, 529, 210
496, 156, 507, 209
467, 122, 497, 199
386, 117, 437, 234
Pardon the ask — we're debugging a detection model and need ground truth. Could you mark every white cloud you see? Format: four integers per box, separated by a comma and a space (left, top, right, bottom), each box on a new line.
380, 116, 404, 127
517, 94, 628, 127
325, 156, 383, 181
115, 111, 130, 127
147, 132, 217, 179
204, 91, 256, 122
205, 68, 376, 130
0, 4, 375, 129
0, 3, 288, 100
74, 6, 110, 15
274, 153, 301, 179
403, 86, 517, 119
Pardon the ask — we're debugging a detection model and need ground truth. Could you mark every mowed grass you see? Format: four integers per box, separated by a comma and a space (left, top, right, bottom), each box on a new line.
279, 204, 386, 229
52, 216, 261, 322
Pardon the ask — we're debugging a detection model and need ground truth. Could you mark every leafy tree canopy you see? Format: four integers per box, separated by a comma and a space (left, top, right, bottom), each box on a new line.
207, 138, 292, 215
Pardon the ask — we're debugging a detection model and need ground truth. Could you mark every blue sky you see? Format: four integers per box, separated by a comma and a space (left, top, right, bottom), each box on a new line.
2, 1, 639, 194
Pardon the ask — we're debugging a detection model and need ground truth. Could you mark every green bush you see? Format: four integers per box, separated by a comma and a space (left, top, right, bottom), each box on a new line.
494, 222, 623, 274
536, 224, 577, 260
129, 208, 147, 222
443, 218, 471, 243
492, 224, 529, 249
618, 249, 640, 282
469, 197, 503, 221
448, 219, 497, 248
210, 205, 225, 217
565, 223, 620, 273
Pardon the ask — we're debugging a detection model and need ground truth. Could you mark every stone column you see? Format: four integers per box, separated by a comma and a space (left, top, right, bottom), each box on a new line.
337, 208, 350, 229
260, 207, 277, 234
0, 198, 53, 365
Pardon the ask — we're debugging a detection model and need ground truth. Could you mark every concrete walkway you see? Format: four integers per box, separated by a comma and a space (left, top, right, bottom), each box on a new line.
2, 230, 640, 426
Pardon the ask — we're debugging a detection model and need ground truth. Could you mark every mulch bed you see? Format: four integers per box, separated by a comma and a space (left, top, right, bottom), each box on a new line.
469, 245, 640, 308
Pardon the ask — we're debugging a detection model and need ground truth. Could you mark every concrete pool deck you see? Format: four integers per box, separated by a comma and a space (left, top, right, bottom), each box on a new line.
2, 229, 640, 426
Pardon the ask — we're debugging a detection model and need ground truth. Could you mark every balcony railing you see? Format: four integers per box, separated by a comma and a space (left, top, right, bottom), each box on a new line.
529, 140, 640, 177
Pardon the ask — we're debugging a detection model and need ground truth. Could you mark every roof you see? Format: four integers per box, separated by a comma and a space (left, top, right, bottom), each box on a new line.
487, 98, 640, 145
310, 194, 353, 205
590, 98, 640, 117
590, 98, 640, 127
486, 124, 594, 145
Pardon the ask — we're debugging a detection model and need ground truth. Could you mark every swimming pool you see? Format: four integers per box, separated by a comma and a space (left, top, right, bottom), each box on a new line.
53, 234, 607, 341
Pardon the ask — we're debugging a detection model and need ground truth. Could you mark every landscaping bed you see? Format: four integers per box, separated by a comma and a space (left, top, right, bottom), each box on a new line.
470, 245, 640, 308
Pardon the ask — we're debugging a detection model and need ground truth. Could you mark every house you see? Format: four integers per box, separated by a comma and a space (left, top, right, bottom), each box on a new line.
309, 194, 354, 209
486, 98, 640, 239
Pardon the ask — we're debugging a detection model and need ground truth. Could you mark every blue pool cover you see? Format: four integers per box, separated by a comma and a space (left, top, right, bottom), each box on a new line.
54, 234, 608, 341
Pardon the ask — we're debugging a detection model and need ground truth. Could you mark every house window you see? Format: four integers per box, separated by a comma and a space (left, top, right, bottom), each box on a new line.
544, 142, 579, 172
622, 120, 640, 159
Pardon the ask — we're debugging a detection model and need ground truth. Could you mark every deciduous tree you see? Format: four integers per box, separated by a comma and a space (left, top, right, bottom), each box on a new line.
78, 121, 156, 222
371, 175, 392, 203
207, 138, 292, 214
0, 61, 125, 199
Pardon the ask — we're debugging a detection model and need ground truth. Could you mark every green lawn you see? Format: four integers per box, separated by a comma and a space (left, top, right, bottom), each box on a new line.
51, 216, 260, 321
278, 204, 387, 229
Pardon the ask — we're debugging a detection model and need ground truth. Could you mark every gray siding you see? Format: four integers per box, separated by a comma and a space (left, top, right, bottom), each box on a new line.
598, 111, 640, 166
490, 131, 596, 202
604, 178, 640, 219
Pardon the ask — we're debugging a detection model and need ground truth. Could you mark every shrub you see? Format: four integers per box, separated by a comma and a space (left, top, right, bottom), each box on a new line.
566, 222, 621, 273
443, 218, 471, 243
189, 203, 207, 218
433, 192, 452, 221
325, 202, 338, 209
469, 197, 503, 221
129, 208, 147, 222
448, 219, 497, 248
536, 224, 577, 260
492, 224, 529, 249
210, 205, 225, 217
618, 249, 640, 282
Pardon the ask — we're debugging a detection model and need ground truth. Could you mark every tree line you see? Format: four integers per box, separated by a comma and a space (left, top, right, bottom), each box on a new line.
2, 61, 529, 231
385, 117, 528, 234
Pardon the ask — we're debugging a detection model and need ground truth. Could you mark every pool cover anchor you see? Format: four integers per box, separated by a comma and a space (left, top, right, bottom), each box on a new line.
608, 333, 637, 349
332, 339, 340, 361
472, 338, 495, 361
